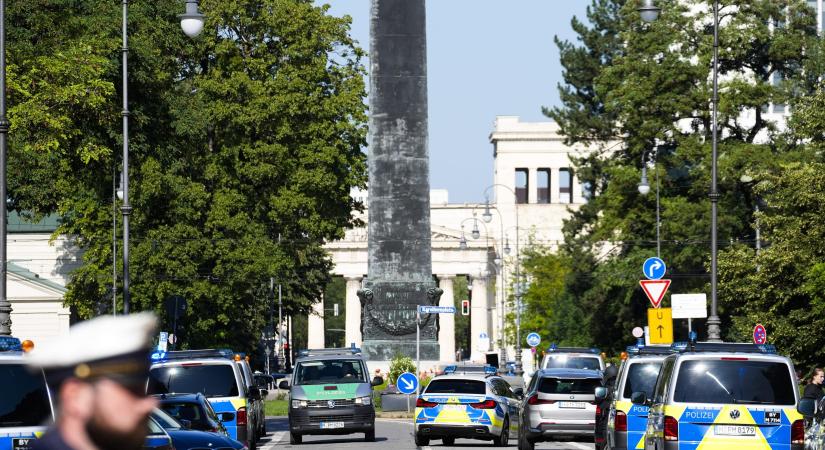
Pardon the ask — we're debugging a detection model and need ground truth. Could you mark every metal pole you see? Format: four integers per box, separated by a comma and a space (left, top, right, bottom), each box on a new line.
514, 198, 523, 376
112, 167, 117, 316
656, 151, 661, 258
0, 0, 10, 336
416, 309, 421, 397
278, 283, 283, 367
121, 0, 132, 315
706, 0, 722, 342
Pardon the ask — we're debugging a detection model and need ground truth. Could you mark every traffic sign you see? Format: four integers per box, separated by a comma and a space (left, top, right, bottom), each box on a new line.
671, 294, 707, 319
158, 332, 169, 352
753, 324, 767, 345
640, 279, 671, 308
526, 332, 541, 347
643, 257, 667, 280
647, 308, 673, 344
632, 327, 644, 338
397, 372, 419, 395
478, 332, 490, 352
418, 305, 456, 314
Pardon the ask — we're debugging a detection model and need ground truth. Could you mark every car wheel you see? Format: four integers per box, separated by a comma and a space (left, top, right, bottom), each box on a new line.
494, 417, 510, 446
518, 421, 533, 450
442, 437, 455, 446
414, 433, 430, 447
365, 430, 376, 442
290, 432, 302, 445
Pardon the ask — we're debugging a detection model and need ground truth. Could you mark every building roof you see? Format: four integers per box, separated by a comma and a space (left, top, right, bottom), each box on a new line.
8, 212, 59, 234
8, 262, 66, 294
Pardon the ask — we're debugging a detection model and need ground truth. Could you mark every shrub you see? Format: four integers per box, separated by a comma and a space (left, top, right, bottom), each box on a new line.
388, 354, 416, 385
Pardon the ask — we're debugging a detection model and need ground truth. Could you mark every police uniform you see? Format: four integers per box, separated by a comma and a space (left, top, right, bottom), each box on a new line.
26, 313, 158, 450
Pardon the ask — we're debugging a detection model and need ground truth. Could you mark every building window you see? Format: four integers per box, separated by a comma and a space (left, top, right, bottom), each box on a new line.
537, 169, 550, 204
515, 169, 529, 204
772, 71, 786, 114
559, 168, 572, 203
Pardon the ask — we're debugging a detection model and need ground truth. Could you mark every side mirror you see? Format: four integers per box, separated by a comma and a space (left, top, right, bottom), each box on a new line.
595, 387, 608, 402
799, 398, 816, 417
260, 389, 269, 398
630, 391, 648, 406
218, 412, 235, 423
513, 387, 524, 399
371, 376, 384, 387
278, 380, 290, 390
178, 419, 192, 430
248, 386, 261, 400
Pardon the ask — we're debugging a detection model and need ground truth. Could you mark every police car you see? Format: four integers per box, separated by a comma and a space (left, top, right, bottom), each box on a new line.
541, 346, 606, 371
0, 336, 51, 450
414, 365, 522, 446
147, 349, 261, 450
636, 341, 804, 450
606, 345, 671, 450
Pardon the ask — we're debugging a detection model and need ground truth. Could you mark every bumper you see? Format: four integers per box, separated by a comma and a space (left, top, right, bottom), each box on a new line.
416, 424, 494, 440
288, 405, 375, 435
658, 442, 804, 450
525, 423, 595, 440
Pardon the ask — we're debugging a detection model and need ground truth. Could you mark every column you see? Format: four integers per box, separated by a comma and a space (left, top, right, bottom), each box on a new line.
344, 276, 362, 347
307, 295, 325, 349
438, 275, 456, 362
469, 273, 490, 362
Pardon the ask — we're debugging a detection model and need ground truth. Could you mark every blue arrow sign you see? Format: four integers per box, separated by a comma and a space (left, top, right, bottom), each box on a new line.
643, 257, 667, 280
397, 372, 419, 395
418, 305, 456, 314
526, 332, 541, 347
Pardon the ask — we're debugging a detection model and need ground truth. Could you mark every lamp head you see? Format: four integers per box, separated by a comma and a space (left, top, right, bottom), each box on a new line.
180, 0, 205, 38
638, 0, 661, 23
471, 221, 481, 240
504, 238, 511, 255
459, 234, 468, 250
638, 166, 651, 195
482, 201, 493, 223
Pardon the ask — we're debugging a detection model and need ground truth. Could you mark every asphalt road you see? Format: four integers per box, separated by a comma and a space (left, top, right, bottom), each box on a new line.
257, 417, 595, 450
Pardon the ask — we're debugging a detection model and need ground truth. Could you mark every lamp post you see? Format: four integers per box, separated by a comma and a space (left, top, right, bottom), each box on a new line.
120, 0, 204, 314
639, 0, 722, 341
482, 183, 522, 375
481, 201, 508, 366
0, 0, 9, 335
638, 149, 661, 258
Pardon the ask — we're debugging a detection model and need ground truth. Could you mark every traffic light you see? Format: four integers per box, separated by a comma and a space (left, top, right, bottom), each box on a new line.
461, 300, 470, 316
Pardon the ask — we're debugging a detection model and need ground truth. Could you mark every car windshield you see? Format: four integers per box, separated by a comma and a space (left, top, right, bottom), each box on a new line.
160, 402, 203, 423
151, 409, 183, 430
622, 362, 663, 399
294, 359, 366, 385
426, 379, 486, 395
147, 364, 239, 398
673, 360, 796, 405
0, 363, 51, 427
538, 377, 602, 395
543, 356, 601, 370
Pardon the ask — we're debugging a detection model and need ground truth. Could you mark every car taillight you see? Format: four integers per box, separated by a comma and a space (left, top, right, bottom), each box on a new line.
236, 407, 247, 427
416, 398, 438, 408
527, 394, 556, 405
664, 415, 678, 441
615, 411, 627, 432
596, 405, 602, 416
470, 400, 497, 409
792, 419, 804, 444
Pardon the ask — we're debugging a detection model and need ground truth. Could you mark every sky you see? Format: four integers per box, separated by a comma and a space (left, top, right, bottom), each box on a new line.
319, 1, 591, 203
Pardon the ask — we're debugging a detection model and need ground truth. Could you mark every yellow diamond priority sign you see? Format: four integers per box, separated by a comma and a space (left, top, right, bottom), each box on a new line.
647, 307, 674, 344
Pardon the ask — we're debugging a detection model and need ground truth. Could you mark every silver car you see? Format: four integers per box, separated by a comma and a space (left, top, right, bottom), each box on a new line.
518, 368, 604, 450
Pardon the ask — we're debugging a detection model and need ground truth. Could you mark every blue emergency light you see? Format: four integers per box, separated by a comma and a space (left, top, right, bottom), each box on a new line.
0, 336, 22, 352
483, 365, 497, 375
443, 365, 457, 374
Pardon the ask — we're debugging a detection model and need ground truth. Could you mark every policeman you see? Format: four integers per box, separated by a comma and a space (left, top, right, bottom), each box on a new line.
27, 313, 159, 450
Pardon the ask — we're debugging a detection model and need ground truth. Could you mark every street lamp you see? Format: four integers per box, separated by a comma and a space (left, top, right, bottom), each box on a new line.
639, 0, 722, 341
0, 0, 10, 335
120, 0, 204, 314
638, 151, 661, 258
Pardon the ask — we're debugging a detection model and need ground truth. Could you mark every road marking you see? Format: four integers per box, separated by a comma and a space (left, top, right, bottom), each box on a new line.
259, 431, 287, 449
566, 442, 593, 450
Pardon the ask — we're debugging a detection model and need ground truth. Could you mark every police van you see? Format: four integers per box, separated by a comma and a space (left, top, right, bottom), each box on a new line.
606, 345, 672, 450
635, 341, 803, 450
0, 336, 51, 450
147, 349, 263, 450
280, 346, 383, 445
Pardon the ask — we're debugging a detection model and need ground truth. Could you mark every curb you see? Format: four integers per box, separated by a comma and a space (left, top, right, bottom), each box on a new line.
377, 412, 414, 419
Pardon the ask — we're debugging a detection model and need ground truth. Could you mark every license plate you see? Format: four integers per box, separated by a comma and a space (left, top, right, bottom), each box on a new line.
559, 401, 586, 409
320, 421, 345, 429
443, 404, 465, 411
13, 438, 36, 450
714, 425, 755, 436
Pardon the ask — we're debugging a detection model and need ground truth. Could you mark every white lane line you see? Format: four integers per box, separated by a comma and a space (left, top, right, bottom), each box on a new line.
259, 431, 287, 449
566, 442, 594, 450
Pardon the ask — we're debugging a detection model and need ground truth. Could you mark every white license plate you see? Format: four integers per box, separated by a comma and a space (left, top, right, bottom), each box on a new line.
714, 425, 755, 436
320, 421, 345, 429
443, 404, 465, 411
559, 401, 587, 409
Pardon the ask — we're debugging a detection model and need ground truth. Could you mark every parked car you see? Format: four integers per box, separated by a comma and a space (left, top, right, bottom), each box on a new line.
151, 408, 246, 450
153, 392, 228, 436
144, 416, 175, 450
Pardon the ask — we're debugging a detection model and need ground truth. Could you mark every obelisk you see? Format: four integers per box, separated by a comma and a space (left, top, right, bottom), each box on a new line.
358, 0, 441, 361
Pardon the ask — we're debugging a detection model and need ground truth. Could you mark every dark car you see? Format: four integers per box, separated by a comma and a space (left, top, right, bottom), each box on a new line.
151, 409, 246, 450
154, 393, 228, 436
144, 416, 174, 450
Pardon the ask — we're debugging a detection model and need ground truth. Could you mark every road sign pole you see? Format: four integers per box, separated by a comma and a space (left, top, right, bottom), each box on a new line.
688, 318, 692, 335
416, 309, 420, 398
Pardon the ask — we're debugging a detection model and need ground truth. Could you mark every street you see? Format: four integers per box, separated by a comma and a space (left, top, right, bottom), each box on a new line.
257, 418, 594, 450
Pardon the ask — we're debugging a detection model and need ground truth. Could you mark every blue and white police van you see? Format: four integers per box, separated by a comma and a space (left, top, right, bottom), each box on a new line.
0, 336, 52, 450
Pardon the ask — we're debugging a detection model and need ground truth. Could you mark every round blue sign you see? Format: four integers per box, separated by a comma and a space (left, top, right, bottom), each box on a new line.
526, 332, 541, 347
397, 372, 419, 395
643, 257, 667, 280
753, 324, 767, 345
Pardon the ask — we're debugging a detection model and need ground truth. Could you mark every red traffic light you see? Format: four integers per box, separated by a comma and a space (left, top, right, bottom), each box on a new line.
461, 300, 470, 316
283, 343, 289, 350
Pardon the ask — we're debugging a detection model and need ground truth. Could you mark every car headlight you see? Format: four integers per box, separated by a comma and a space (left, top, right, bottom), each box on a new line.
355, 396, 372, 406
292, 400, 308, 408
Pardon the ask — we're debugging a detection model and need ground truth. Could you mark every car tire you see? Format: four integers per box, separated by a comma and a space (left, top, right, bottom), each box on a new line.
442, 437, 455, 446
494, 417, 510, 446
290, 432, 302, 445
518, 421, 533, 450
365, 430, 376, 442
414, 433, 430, 447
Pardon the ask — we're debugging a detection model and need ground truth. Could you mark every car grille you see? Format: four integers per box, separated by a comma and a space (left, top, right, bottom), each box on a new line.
309, 414, 355, 423
307, 398, 356, 408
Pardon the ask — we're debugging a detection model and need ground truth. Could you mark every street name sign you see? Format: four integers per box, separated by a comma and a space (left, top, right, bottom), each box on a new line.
671, 294, 708, 319
526, 332, 541, 347
753, 324, 767, 345
397, 372, 419, 395
640, 279, 671, 308
647, 308, 674, 344
418, 305, 456, 314
643, 257, 667, 280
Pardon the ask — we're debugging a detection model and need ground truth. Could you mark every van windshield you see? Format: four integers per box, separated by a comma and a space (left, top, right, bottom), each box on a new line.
673, 360, 796, 405
294, 359, 366, 385
622, 362, 663, 399
0, 364, 51, 427
147, 365, 239, 398
542, 356, 601, 370
539, 377, 602, 395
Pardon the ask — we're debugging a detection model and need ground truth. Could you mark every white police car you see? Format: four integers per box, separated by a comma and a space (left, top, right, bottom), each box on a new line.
414, 365, 522, 446
0, 336, 52, 450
